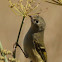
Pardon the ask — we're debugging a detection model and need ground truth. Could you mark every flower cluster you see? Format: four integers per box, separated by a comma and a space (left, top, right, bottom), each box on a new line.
8, 0, 40, 17
58, 0, 62, 3
0, 49, 12, 55
0, 42, 20, 62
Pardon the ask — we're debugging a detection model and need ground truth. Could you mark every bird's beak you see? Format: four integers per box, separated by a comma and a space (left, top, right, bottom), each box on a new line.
28, 15, 33, 21
29, 15, 34, 23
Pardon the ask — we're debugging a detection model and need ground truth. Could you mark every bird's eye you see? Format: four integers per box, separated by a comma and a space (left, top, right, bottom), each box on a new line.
36, 20, 38, 23
34, 19, 38, 23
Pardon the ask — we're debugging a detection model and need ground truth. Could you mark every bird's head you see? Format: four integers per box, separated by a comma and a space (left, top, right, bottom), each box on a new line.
29, 15, 46, 32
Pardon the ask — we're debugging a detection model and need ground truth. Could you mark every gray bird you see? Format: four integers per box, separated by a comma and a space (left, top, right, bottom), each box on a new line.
23, 15, 47, 62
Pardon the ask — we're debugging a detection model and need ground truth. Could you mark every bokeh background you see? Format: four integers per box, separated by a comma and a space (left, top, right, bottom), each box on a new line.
0, 0, 62, 62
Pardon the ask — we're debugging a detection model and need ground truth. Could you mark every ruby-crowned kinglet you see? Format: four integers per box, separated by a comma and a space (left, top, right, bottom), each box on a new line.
23, 15, 47, 62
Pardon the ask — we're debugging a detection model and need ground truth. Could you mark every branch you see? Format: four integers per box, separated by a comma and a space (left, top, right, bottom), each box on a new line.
13, 16, 25, 58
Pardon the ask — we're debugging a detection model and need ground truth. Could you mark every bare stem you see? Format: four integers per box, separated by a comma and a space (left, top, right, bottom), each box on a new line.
17, 16, 25, 43
13, 16, 25, 58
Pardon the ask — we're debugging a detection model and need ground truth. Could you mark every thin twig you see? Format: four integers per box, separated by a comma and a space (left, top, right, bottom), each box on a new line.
13, 16, 25, 58
17, 43, 28, 58
45, 0, 62, 5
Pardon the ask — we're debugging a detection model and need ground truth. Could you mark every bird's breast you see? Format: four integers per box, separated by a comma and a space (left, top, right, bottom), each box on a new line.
33, 32, 45, 47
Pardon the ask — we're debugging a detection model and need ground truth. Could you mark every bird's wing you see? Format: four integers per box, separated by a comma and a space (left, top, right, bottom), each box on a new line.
33, 39, 47, 62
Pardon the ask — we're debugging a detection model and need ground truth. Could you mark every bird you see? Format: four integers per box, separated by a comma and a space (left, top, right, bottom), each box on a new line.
23, 15, 47, 62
